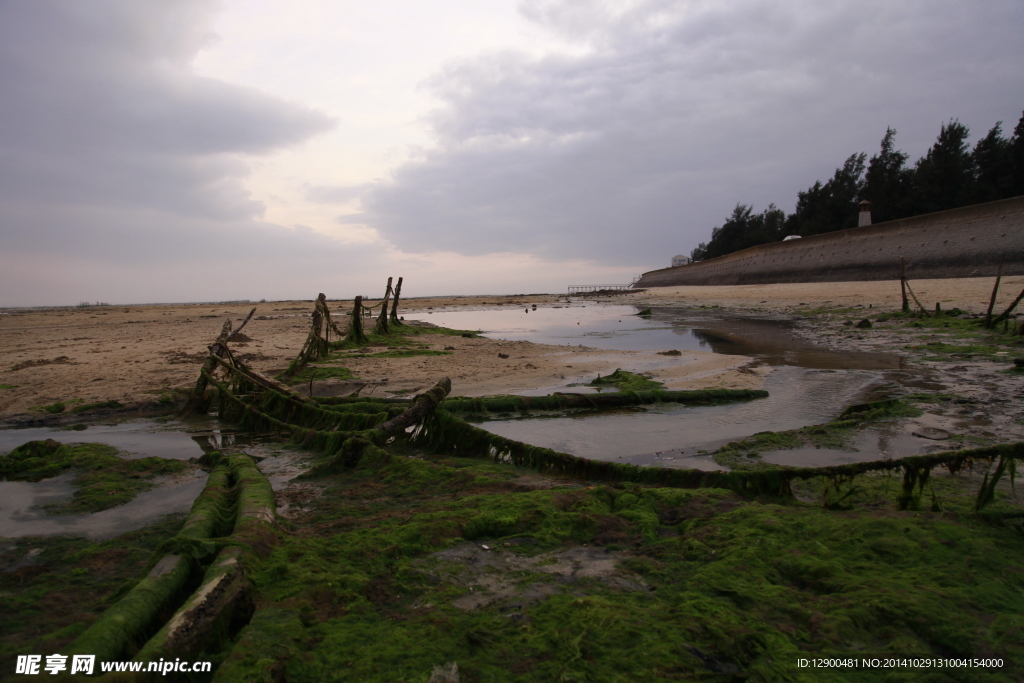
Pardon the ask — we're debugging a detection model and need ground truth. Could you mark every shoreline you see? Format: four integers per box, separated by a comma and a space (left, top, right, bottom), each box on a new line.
1, 276, 1022, 428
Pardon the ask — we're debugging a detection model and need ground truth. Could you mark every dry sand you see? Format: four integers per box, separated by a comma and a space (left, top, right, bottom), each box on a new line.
0, 276, 1020, 422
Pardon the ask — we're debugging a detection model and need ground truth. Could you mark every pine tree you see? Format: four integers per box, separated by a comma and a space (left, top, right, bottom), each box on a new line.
862, 128, 911, 222
908, 119, 975, 214
785, 153, 866, 236
1011, 111, 1024, 197
973, 122, 1016, 203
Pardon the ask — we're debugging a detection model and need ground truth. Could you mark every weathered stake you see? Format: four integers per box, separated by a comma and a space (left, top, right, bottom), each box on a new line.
346, 295, 367, 345
374, 277, 394, 335
985, 254, 1004, 328
389, 276, 404, 325
899, 257, 909, 313
181, 319, 234, 417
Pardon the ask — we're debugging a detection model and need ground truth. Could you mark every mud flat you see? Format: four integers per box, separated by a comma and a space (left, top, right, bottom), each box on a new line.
0, 293, 759, 423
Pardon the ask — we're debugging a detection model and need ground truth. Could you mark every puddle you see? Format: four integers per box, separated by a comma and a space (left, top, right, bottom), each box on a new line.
0, 419, 286, 461
0, 470, 209, 540
0, 420, 206, 460
474, 366, 885, 468
0, 419, 306, 539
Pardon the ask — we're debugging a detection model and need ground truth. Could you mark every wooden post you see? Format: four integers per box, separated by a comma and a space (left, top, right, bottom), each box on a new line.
389, 276, 404, 326
990, 286, 1024, 328
985, 255, 1004, 329
374, 277, 393, 336
181, 320, 233, 416
346, 296, 367, 345
899, 257, 909, 313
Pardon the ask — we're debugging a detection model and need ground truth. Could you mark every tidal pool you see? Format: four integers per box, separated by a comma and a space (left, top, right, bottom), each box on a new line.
421, 304, 904, 370
434, 304, 925, 467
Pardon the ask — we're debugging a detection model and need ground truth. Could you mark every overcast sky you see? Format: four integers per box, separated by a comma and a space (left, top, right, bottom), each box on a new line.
1, 0, 1021, 306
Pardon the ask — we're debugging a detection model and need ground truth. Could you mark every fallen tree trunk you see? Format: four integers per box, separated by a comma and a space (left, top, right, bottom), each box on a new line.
440, 388, 768, 415
373, 377, 451, 436
132, 453, 276, 665
67, 461, 234, 662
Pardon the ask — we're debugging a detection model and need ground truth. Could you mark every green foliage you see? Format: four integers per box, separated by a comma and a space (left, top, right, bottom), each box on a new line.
0, 383, 17, 389
786, 153, 867, 237
691, 110, 1024, 260
691, 203, 787, 262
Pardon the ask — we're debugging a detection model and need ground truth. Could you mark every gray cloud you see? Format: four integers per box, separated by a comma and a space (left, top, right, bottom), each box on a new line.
364, 0, 1024, 264
0, 0, 336, 265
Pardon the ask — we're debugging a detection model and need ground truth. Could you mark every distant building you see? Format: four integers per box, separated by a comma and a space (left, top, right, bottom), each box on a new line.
782, 235, 801, 241
671, 254, 691, 267
858, 199, 872, 227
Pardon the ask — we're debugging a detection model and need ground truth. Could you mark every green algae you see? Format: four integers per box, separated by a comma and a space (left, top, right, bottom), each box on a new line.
213, 449, 1024, 682
286, 365, 357, 383
70, 399, 123, 414
590, 368, 664, 392
0, 515, 188, 676
1, 440, 190, 514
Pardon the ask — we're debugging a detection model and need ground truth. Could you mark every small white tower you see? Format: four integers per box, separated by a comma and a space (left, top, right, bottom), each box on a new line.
858, 199, 872, 227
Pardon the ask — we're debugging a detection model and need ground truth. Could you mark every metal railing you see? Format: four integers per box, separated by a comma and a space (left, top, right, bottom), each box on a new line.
567, 284, 635, 295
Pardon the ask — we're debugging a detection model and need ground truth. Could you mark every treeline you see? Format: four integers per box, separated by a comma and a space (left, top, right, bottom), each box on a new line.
690, 112, 1024, 262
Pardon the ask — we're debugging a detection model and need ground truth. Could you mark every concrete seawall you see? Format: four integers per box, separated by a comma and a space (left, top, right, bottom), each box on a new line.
636, 195, 1024, 287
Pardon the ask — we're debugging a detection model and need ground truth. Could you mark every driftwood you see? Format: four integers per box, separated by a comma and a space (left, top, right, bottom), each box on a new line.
228, 307, 257, 341
991, 286, 1024, 328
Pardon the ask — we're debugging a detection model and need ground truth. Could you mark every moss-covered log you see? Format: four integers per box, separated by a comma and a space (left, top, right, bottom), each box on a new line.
371, 377, 451, 438
132, 453, 276, 665
440, 388, 768, 415
411, 408, 1024, 500
66, 461, 234, 662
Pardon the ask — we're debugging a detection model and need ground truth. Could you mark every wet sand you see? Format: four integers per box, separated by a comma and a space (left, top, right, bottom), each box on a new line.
0, 276, 1020, 422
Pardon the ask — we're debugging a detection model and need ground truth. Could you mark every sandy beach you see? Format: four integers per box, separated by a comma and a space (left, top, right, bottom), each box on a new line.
1, 275, 1021, 422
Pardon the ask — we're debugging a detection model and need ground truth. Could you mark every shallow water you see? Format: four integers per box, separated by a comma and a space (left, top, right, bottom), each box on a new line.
474, 366, 886, 469
0, 418, 282, 460
0, 470, 208, 539
422, 305, 904, 370
0, 420, 207, 459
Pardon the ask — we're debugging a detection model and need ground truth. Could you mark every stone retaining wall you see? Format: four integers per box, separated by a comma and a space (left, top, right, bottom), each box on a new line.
635, 195, 1024, 287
